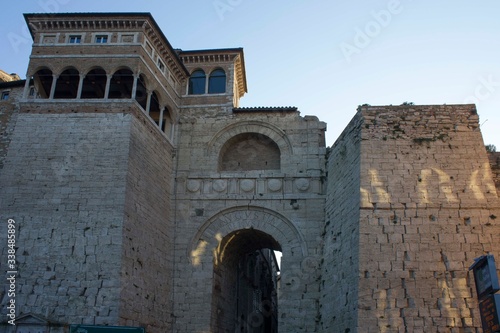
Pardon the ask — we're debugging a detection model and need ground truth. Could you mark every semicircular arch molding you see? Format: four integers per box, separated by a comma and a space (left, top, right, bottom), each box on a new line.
189, 206, 307, 265
58, 66, 80, 75
207, 120, 294, 156
82, 66, 107, 76
29, 66, 55, 77
111, 66, 134, 76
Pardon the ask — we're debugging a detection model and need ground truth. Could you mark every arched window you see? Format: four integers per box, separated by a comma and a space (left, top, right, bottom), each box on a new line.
135, 74, 148, 110
32, 68, 53, 98
108, 69, 134, 99
219, 133, 281, 171
54, 68, 79, 99
162, 107, 173, 137
81, 68, 107, 99
188, 69, 206, 95
148, 91, 161, 125
208, 69, 226, 94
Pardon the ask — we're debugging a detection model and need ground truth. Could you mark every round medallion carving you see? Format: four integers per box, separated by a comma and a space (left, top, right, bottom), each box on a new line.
186, 179, 201, 192
295, 178, 310, 191
240, 179, 255, 192
268, 179, 282, 192
213, 179, 227, 193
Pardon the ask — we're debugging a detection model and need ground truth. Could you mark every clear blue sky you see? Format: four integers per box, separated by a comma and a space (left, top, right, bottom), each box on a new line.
1, 1, 499, 147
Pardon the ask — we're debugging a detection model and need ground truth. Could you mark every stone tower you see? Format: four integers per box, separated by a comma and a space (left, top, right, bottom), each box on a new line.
0, 11, 499, 333
321, 105, 500, 332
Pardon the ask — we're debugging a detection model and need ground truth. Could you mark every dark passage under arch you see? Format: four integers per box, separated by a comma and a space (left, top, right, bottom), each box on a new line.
212, 229, 280, 333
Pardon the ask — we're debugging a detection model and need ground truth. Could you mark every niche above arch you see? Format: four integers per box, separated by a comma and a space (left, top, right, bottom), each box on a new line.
219, 132, 281, 172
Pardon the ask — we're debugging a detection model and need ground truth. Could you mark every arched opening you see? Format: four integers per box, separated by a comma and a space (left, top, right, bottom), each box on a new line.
135, 74, 148, 109
189, 206, 308, 332
32, 68, 53, 98
212, 229, 280, 333
148, 91, 161, 124
161, 107, 174, 137
188, 69, 206, 95
81, 68, 107, 99
108, 68, 134, 99
219, 133, 281, 172
208, 68, 226, 94
54, 68, 79, 99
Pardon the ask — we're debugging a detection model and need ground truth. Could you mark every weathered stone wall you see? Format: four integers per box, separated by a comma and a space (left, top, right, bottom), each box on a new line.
321, 112, 362, 332
0, 102, 176, 332
489, 151, 500, 195
119, 113, 175, 332
0, 82, 24, 170
355, 105, 500, 332
0, 110, 132, 326
172, 107, 327, 332
219, 132, 281, 171
0, 70, 21, 82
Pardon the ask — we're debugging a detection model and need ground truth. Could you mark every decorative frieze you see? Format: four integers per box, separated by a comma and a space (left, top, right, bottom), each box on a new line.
179, 176, 322, 197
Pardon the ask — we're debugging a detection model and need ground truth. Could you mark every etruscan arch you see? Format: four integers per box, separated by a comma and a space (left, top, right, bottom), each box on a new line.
189, 206, 307, 265
189, 206, 306, 333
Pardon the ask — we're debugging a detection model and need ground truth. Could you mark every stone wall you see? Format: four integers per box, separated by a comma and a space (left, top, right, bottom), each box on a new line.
321, 112, 362, 332
0, 81, 24, 170
354, 105, 500, 332
219, 132, 281, 171
0, 70, 21, 82
0, 102, 176, 332
488, 151, 500, 195
172, 107, 327, 332
119, 114, 175, 332
0, 110, 132, 326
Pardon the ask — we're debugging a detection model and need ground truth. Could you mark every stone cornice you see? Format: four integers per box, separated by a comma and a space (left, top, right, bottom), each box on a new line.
142, 20, 188, 82
24, 13, 189, 82
180, 51, 237, 64
24, 13, 150, 35
26, 17, 146, 32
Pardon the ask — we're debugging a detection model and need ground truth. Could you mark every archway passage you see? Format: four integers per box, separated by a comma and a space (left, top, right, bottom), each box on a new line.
212, 229, 280, 333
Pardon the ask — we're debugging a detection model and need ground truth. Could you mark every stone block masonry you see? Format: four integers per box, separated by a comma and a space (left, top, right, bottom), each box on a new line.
0, 102, 176, 332
172, 107, 327, 332
325, 104, 500, 332
0, 95, 499, 332
0, 110, 132, 326
489, 151, 500, 195
119, 113, 176, 332
321, 112, 363, 332
0, 81, 25, 170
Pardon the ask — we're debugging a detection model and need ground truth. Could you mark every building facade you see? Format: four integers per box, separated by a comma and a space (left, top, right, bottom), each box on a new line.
0, 12, 499, 333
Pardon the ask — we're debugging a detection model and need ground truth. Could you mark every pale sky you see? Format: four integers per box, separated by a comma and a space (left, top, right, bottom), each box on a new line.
1, 1, 499, 147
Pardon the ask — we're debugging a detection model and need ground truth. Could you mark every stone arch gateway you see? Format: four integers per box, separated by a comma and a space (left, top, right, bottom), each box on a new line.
189, 206, 308, 263
186, 206, 311, 332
